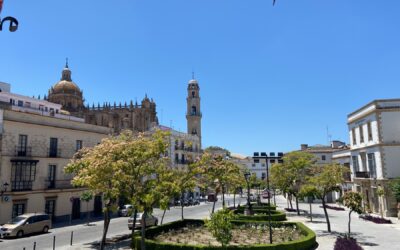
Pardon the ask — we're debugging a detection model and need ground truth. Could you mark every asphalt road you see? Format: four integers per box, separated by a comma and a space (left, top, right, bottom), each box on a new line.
0, 195, 246, 250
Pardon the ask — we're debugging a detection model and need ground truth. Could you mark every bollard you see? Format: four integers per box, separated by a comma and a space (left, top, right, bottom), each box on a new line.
33, 242, 36, 250
53, 235, 56, 250
70, 231, 74, 246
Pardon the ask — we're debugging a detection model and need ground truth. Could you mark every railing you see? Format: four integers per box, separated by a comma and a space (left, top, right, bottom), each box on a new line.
45, 179, 74, 189
14, 146, 32, 157
11, 181, 33, 191
48, 148, 61, 158
355, 171, 370, 178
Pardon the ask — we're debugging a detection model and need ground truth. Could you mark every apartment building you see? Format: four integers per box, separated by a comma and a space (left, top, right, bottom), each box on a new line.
0, 82, 111, 224
348, 99, 400, 216
231, 152, 283, 180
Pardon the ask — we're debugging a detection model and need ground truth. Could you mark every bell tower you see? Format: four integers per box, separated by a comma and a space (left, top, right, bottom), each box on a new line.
186, 76, 202, 148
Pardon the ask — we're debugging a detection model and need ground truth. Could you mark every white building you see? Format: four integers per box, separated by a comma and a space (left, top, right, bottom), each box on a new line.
231, 152, 283, 180
348, 99, 400, 216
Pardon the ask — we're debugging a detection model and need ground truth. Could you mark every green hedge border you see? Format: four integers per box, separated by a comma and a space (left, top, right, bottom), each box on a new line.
234, 210, 287, 222
132, 219, 316, 250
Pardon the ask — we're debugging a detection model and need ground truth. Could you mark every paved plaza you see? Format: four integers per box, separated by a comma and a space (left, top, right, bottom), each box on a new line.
273, 195, 400, 250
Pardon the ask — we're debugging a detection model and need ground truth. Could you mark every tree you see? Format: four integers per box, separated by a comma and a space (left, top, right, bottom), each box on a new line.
65, 139, 125, 250
299, 185, 317, 222
199, 154, 243, 213
270, 151, 315, 214
389, 178, 400, 218
377, 185, 385, 218
340, 192, 363, 237
205, 208, 236, 247
173, 162, 201, 220
308, 163, 348, 232
80, 191, 93, 226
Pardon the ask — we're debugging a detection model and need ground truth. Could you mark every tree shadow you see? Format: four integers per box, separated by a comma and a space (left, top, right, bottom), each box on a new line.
315, 230, 379, 247
83, 233, 132, 249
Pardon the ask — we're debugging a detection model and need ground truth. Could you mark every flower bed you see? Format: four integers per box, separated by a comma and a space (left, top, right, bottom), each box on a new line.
359, 214, 392, 224
320, 205, 345, 211
334, 237, 364, 250
132, 219, 317, 250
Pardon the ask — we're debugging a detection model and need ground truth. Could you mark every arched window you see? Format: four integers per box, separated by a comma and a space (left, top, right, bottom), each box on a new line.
192, 129, 197, 135
191, 106, 197, 115
192, 91, 195, 98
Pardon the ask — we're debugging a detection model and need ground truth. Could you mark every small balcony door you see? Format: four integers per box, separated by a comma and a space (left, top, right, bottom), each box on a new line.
48, 165, 56, 188
49, 138, 58, 157
18, 135, 27, 156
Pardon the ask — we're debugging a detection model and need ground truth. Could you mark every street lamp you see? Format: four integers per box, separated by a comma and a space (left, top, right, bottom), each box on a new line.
0, 182, 9, 199
244, 171, 252, 215
253, 152, 274, 244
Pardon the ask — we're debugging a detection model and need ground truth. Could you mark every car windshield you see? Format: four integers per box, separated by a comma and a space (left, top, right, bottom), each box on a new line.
8, 216, 27, 225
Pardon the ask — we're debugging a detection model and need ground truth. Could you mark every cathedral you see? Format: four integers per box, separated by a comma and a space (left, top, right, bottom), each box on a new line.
46, 62, 158, 134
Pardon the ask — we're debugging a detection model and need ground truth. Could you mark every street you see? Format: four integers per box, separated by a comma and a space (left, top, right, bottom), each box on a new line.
0, 195, 246, 250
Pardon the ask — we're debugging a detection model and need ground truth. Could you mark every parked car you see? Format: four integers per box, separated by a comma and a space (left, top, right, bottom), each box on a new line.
262, 190, 271, 199
207, 193, 218, 202
128, 213, 158, 230
118, 204, 133, 217
249, 193, 257, 202
0, 213, 52, 238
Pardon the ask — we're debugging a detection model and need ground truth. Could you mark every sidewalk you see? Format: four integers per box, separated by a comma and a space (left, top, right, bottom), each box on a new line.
273, 195, 400, 250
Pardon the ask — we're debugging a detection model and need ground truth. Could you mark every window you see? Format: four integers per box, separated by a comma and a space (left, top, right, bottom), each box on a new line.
261, 163, 266, 167
191, 106, 197, 115
175, 153, 179, 163
352, 128, 356, 145
48, 165, 56, 188
17, 135, 28, 156
352, 156, 359, 172
252, 163, 256, 167
367, 153, 377, 178
175, 140, 179, 150
261, 173, 266, 180
192, 91, 195, 98
367, 122, 373, 141
270, 159, 276, 164
359, 126, 364, 143
76, 140, 83, 152
49, 138, 58, 157
321, 155, 326, 161
12, 202, 26, 218
25, 102, 31, 108
254, 159, 260, 163
192, 128, 197, 135
17, 100, 23, 107
11, 160, 37, 191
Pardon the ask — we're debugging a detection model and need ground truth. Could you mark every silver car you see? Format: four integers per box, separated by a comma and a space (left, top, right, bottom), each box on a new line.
128, 213, 158, 230
0, 213, 52, 238
119, 204, 133, 217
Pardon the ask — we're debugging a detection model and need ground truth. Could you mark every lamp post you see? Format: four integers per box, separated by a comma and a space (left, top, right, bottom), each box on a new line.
244, 171, 252, 215
253, 152, 277, 244
0, 182, 9, 200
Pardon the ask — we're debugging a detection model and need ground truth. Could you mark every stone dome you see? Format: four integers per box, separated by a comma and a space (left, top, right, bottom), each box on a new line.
51, 79, 81, 94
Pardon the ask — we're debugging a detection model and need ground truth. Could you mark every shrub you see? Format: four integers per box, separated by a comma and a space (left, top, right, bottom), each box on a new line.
334, 237, 363, 250
205, 209, 236, 247
234, 210, 287, 222
359, 214, 392, 224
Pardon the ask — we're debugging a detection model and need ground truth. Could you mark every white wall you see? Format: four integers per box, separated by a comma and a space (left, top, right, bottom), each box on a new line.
382, 147, 400, 178
380, 112, 400, 144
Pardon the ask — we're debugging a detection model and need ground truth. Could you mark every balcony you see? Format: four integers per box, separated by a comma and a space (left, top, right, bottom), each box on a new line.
355, 171, 370, 178
11, 181, 33, 191
48, 148, 61, 158
15, 146, 32, 157
45, 179, 74, 189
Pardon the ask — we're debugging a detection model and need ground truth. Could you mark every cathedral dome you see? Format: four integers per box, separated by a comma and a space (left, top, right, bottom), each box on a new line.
50, 64, 81, 95
189, 79, 198, 84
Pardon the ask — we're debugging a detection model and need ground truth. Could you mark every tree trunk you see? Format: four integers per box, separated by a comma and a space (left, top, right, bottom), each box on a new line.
212, 200, 217, 214
161, 208, 167, 225
99, 204, 111, 250
86, 201, 90, 226
309, 201, 312, 222
222, 190, 225, 208
131, 209, 138, 241
273, 189, 276, 205
321, 197, 331, 232
181, 192, 184, 220
233, 192, 236, 208
140, 210, 147, 250
348, 210, 352, 237
288, 194, 293, 209
295, 196, 300, 215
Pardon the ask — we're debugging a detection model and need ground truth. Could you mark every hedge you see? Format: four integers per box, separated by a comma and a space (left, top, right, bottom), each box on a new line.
236, 205, 277, 212
234, 211, 287, 222
132, 219, 316, 250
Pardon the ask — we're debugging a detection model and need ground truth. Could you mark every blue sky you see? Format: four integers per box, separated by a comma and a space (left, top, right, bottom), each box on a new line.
1, 0, 400, 155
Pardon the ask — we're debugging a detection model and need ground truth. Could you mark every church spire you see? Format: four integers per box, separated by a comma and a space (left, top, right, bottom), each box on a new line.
61, 58, 72, 81
65, 57, 69, 68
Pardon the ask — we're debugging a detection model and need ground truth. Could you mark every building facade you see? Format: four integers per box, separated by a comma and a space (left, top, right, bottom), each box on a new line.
0, 83, 111, 224
231, 152, 283, 180
348, 99, 400, 216
186, 79, 202, 149
47, 62, 158, 134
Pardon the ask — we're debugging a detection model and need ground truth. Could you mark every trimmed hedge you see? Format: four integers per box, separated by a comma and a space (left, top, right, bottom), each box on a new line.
235, 205, 277, 212
234, 211, 287, 222
132, 219, 316, 250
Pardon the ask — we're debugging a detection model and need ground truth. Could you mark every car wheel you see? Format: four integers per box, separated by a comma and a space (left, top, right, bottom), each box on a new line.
16, 230, 24, 238
43, 226, 49, 233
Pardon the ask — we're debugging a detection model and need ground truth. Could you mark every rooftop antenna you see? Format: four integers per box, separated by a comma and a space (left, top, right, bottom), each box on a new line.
326, 126, 332, 145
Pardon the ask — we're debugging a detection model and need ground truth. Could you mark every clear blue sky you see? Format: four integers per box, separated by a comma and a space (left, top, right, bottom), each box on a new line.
1, 1, 400, 155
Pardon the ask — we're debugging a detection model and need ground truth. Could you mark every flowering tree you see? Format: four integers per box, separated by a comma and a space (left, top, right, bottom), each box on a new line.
341, 192, 363, 237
